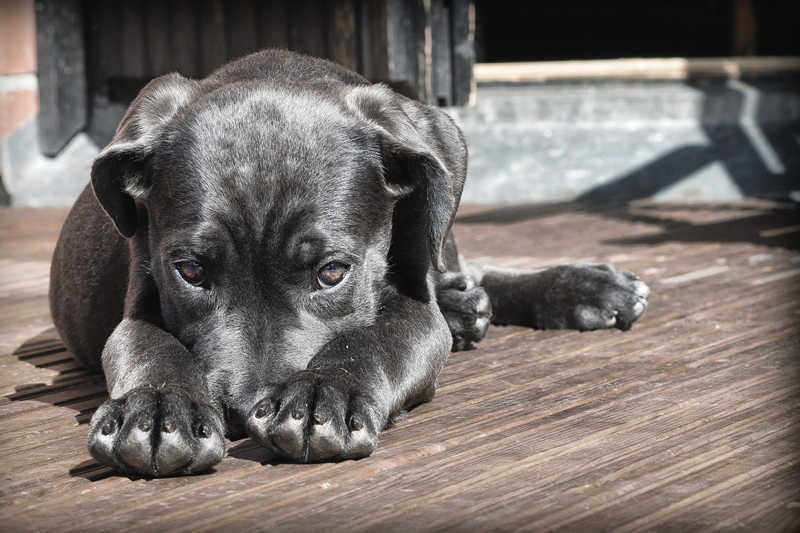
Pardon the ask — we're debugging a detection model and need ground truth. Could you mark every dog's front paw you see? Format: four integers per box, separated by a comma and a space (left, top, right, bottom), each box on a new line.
436, 272, 492, 350
541, 264, 650, 331
246, 370, 383, 462
88, 387, 225, 476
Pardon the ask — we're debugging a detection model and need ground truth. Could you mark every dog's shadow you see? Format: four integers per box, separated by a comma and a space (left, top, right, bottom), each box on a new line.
8, 328, 106, 422
6, 328, 115, 480
7, 328, 276, 482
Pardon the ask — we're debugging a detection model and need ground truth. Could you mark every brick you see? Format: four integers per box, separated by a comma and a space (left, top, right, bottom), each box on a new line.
0, 0, 37, 75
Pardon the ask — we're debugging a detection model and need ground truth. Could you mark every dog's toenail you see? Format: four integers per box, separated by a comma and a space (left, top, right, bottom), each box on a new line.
162, 422, 174, 433
138, 422, 151, 432
198, 423, 211, 438
313, 413, 326, 424
101, 423, 113, 435
292, 409, 305, 420
350, 419, 363, 431
255, 407, 267, 419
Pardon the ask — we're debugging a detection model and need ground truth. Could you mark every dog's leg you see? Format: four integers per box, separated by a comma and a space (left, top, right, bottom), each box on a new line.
467, 262, 650, 331
435, 271, 492, 351
434, 232, 492, 351
246, 287, 451, 462
50, 188, 225, 476
88, 319, 225, 476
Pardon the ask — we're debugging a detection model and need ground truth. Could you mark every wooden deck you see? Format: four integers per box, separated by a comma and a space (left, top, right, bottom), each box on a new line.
1, 201, 798, 532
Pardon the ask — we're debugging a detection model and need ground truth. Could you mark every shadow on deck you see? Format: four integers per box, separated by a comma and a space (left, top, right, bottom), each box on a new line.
1, 201, 799, 531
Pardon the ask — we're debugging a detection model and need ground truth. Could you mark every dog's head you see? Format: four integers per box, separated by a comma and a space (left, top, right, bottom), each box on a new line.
90, 73, 464, 420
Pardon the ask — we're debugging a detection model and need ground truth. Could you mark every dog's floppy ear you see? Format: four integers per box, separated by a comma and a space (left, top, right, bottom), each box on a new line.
91, 73, 199, 237
346, 85, 466, 274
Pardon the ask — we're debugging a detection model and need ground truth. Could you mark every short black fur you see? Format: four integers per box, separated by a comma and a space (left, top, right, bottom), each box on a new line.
49, 50, 649, 476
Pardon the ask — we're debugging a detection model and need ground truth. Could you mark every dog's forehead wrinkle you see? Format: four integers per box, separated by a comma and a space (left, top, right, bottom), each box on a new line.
153, 169, 386, 279
295, 239, 321, 265
153, 89, 393, 248
190, 154, 366, 248
191, 84, 354, 154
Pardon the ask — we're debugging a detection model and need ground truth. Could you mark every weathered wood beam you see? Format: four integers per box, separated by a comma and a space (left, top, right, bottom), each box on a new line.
35, 0, 87, 156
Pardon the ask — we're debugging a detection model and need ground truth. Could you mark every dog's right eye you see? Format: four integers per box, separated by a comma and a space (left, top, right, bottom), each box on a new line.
176, 260, 206, 286
317, 262, 349, 289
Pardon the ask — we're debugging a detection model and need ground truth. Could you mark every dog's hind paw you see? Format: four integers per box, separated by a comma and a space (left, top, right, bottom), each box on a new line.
538, 264, 650, 331
88, 387, 225, 477
245, 369, 383, 463
436, 272, 492, 351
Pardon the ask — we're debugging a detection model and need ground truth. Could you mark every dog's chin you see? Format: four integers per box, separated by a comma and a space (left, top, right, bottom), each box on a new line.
221, 401, 257, 441
224, 421, 248, 441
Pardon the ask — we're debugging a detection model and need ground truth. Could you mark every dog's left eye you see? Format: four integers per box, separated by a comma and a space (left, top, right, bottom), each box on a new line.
176, 260, 206, 286
317, 262, 349, 289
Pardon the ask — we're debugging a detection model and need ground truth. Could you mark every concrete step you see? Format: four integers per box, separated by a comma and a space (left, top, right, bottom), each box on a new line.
2, 77, 798, 206
447, 78, 800, 203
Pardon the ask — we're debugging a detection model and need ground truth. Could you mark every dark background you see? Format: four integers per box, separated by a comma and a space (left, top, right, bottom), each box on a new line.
476, 0, 799, 62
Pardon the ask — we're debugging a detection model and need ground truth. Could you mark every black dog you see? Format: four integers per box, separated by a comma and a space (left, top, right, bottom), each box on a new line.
49, 50, 649, 476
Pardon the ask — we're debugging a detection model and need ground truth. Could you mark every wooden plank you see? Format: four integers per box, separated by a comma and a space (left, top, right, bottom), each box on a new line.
289, 0, 327, 58
450, 0, 475, 106
170, 0, 199, 78
751, 267, 800, 285
473, 56, 800, 83
358, 0, 389, 83
431, 0, 453, 106
660, 264, 731, 285
16, 349, 69, 366
225, 0, 258, 61
197, 0, 227, 76
0, 202, 798, 530
328, 0, 358, 71
144, 0, 171, 76
119, 2, 146, 79
258, 0, 290, 50
760, 223, 800, 237
34, 0, 87, 156
386, 0, 431, 102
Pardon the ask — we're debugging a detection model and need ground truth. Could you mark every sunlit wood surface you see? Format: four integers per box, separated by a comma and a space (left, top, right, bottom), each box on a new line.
1, 201, 798, 532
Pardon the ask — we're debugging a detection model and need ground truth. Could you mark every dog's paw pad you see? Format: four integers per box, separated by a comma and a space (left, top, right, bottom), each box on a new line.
573, 265, 649, 331
632, 279, 650, 299
88, 388, 225, 476
436, 273, 492, 350
574, 305, 618, 330
246, 371, 383, 462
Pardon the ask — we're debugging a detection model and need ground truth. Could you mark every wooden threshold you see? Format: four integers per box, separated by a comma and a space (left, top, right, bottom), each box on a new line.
474, 56, 800, 83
